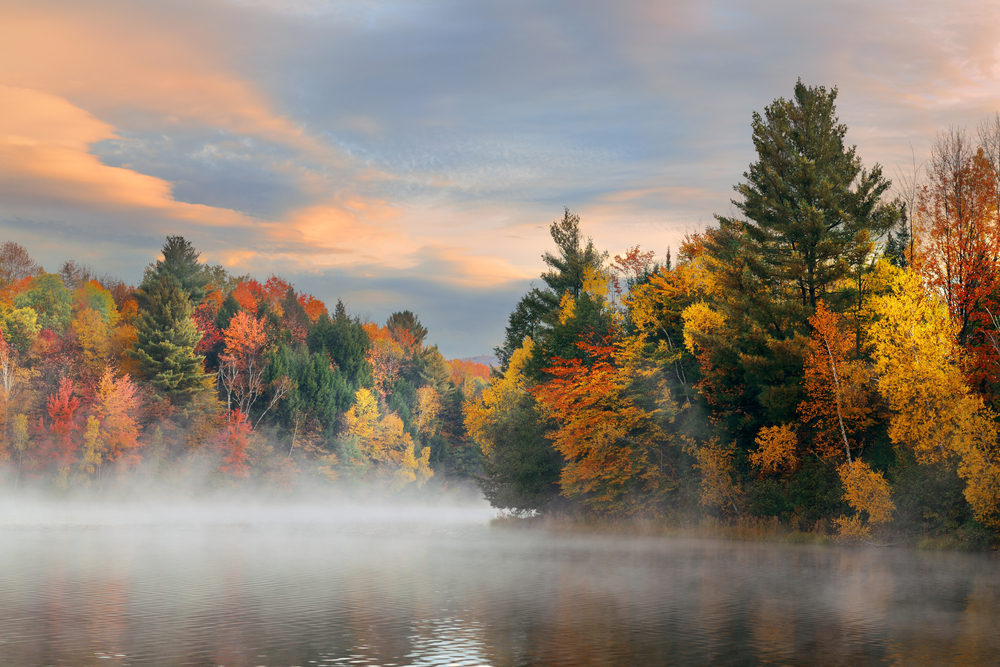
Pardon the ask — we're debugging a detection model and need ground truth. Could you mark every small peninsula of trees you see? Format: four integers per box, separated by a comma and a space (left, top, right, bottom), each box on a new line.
468, 82, 1000, 545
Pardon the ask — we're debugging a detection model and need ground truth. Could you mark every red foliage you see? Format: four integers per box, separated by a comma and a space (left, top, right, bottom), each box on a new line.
263, 275, 293, 307
192, 302, 222, 355
39, 377, 82, 471
218, 410, 252, 479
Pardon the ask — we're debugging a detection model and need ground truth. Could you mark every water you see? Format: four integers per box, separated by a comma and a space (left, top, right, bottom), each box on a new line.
1, 502, 998, 666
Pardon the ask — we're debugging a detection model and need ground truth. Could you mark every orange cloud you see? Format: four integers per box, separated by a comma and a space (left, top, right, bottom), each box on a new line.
0, 4, 327, 159
0, 85, 253, 228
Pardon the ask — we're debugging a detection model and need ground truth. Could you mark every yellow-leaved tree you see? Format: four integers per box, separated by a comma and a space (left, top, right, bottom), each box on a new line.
865, 261, 1000, 527
344, 387, 432, 491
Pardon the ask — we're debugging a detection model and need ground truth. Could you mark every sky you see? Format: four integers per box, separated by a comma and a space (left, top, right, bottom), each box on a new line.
2, 0, 1000, 359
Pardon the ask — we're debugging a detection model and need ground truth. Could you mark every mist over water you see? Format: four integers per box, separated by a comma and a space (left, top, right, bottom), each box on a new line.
2, 497, 999, 666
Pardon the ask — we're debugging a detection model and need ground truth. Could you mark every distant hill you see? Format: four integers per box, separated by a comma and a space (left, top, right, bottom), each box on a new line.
463, 355, 499, 368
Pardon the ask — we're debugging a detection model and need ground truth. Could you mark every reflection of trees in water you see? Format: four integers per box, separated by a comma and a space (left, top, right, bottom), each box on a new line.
3, 530, 1000, 666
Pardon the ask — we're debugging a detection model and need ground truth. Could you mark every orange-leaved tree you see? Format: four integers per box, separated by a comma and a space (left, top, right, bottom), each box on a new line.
797, 301, 874, 464
94, 368, 143, 474
532, 340, 673, 514
218, 409, 251, 479
219, 310, 269, 417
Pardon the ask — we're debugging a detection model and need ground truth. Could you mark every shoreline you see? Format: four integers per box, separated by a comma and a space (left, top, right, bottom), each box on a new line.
489, 513, 1000, 552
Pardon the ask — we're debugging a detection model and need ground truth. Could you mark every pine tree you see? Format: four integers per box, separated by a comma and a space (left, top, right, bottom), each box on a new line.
719, 80, 901, 318
143, 236, 212, 305
129, 273, 211, 403
308, 300, 371, 390
496, 208, 607, 369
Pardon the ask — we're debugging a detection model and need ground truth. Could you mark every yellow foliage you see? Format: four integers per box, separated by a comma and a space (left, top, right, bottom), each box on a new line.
581, 265, 611, 302
863, 261, 1000, 527
749, 425, 799, 475
10, 413, 31, 467
834, 460, 895, 539
464, 337, 534, 455
344, 387, 431, 491
953, 411, 1000, 527
345, 388, 379, 442
73, 307, 111, 376
557, 292, 576, 325
414, 385, 441, 437
681, 302, 727, 355
76, 415, 104, 483
687, 438, 742, 516
865, 262, 966, 461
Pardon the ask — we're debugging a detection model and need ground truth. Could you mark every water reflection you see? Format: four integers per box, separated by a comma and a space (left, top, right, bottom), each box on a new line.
0, 504, 998, 666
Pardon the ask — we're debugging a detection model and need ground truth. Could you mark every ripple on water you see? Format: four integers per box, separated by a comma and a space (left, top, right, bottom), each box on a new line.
1, 514, 999, 666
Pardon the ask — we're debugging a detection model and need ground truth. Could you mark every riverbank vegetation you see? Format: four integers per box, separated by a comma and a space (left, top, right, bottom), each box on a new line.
3, 80, 1000, 550
0, 237, 490, 497
470, 81, 1000, 550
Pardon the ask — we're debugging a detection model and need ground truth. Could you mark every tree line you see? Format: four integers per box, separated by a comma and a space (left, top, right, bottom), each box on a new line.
468, 81, 1000, 544
0, 238, 490, 494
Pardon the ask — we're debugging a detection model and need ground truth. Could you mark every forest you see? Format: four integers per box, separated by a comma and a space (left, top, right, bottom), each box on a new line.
0, 235, 491, 496
3, 81, 1000, 547
469, 82, 1000, 546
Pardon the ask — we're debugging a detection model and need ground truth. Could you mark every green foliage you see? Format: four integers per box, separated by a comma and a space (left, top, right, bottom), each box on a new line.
202, 264, 249, 296
720, 80, 901, 316
891, 453, 977, 537
14, 273, 72, 333
214, 293, 243, 331
786, 458, 848, 527
308, 301, 371, 390
496, 208, 607, 370
128, 273, 210, 404
264, 344, 353, 441
388, 377, 417, 433
0, 305, 41, 352
883, 219, 911, 268
73, 281, 118, 325
417, 345, 453, 396
477, 394, 562, 513
143, 236, 211, 305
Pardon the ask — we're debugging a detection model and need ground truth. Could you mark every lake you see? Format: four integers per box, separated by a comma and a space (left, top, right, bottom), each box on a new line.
1, 500, 998, 666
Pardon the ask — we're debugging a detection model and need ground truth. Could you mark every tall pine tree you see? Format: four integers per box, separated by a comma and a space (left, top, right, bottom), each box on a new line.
143, 236, 212, 305
717, 80, 901, 319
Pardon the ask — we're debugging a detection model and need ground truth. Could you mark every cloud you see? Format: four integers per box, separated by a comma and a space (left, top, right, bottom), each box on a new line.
3, 0, 1000, 357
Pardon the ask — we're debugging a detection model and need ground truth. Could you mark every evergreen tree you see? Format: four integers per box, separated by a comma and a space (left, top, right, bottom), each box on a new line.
307, 300, 372, 390
495, 208, 607, 369
719, 80, 902, 319
128, 273, 210, 404
214, 293, 243, 331
386, 310, 428, 347
263, 344, 352, 442
143, 236, 212, 305
884, 216, 911, 268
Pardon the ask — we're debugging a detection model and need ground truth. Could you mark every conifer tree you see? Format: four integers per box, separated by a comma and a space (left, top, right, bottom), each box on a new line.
718, 80, 901, 318
129, 273, 210, 403
143, 236, 211, 305
496, 208, 607, 369
308, 300, 371, 390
